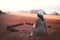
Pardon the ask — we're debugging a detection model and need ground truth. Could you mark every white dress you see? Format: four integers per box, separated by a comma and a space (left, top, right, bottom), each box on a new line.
33, 18, 46, 35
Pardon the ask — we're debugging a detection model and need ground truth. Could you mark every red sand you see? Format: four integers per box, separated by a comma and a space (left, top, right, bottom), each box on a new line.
0, 13, 60, 40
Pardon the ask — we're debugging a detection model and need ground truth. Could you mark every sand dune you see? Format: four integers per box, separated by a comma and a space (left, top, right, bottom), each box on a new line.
0, 13, 60, 40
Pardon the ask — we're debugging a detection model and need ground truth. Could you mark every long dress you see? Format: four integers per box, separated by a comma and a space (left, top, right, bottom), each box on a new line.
33, 18, 46, 35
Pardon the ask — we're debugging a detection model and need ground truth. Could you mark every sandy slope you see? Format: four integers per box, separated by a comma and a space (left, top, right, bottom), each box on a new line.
0, 13, 60, 40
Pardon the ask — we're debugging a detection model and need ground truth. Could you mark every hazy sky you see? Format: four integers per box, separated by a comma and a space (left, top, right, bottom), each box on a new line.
0, 0, 60, 13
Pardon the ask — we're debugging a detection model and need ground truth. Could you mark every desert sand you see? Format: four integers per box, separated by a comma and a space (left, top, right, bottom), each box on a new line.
0, 13, 60, 40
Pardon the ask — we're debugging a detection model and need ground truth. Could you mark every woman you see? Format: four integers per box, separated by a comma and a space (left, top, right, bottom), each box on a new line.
33, 10, 47, 36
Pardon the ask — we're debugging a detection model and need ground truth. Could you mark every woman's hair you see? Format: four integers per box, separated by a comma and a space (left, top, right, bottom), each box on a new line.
37, 14, 44, 21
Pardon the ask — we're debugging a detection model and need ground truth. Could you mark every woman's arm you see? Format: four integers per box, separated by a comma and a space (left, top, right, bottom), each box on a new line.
44, 20, 47, 33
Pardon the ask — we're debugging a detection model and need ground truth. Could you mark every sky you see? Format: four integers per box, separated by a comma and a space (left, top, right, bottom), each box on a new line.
0, 0, 60, 13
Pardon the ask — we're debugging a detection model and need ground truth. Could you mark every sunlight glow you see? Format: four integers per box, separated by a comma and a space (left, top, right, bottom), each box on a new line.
0, 0, 60, 13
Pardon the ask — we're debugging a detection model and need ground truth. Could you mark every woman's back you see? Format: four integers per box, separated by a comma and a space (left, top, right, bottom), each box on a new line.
33, 18, 46, 35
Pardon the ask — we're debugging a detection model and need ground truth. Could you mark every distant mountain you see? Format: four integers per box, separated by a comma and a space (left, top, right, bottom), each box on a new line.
49, 12, 59, 15
30, 9, 46, 15
18, 10, 30, 13
0, 10, 5, 14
